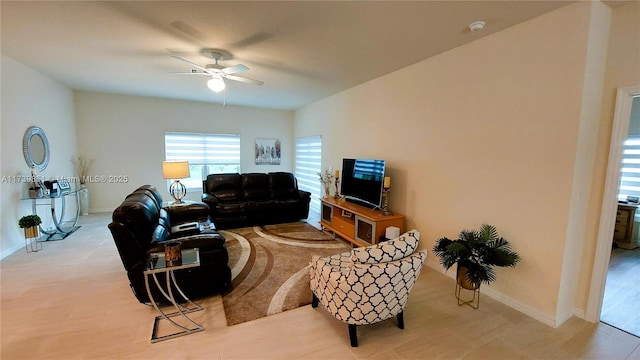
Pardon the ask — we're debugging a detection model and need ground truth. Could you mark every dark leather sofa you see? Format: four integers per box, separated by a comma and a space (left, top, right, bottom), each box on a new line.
202, 172, 311, 229
108, 185, 231, 303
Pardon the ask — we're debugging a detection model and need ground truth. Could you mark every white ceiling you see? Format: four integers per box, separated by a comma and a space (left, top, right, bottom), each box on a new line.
1, 1, 584, 110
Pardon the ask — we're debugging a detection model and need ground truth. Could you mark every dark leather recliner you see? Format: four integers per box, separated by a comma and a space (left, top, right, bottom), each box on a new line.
108, 185, 231, 303
202, 172, 311, 229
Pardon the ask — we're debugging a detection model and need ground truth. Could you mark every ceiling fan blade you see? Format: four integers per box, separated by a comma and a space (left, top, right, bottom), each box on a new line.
222, 64, 249, 75
171, 55, 209, 72
168, 71, 210, 76
224, 74, 264, 86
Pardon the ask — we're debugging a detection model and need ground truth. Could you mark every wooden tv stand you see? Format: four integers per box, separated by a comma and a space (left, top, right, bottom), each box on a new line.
320, 197, 405, 247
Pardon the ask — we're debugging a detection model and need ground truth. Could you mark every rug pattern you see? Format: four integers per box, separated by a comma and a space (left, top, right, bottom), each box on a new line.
219, 222, 350, 326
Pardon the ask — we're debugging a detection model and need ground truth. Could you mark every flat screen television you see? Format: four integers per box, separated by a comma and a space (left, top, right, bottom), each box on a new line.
341, 158, 386, 209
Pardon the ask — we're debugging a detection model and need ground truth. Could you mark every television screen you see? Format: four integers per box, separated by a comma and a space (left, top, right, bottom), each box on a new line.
341, 158, 385, 208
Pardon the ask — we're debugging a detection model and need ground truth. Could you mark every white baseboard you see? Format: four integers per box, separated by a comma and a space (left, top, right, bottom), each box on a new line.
90, 208, 113, 214
1, 242, 24, 260
424, 259, 561, 327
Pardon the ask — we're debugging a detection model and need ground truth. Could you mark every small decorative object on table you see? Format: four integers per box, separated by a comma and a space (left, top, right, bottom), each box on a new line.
164, 241, 182, 267
318, 169, 335, 198
381, 176, 391, 216
333, 170, 341, 199
432, 224, 520, 309
19, 214, 42, 253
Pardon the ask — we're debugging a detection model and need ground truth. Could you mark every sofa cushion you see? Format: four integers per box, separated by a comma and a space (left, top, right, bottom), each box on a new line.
242, 173, 270, 200
206, 174, 243, 201
350, 230, 420, 264
215, 201, 248, 214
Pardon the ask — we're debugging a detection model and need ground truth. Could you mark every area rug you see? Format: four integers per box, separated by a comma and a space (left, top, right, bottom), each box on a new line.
219, 222, 351, 326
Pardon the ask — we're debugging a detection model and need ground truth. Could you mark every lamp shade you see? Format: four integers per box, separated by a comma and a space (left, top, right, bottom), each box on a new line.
162, 161, 190, 179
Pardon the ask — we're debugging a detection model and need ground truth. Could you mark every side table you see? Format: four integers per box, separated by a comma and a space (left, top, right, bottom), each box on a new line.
144, 247, 204, 343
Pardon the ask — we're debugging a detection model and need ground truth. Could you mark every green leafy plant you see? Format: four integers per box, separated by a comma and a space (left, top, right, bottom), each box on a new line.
18, 215, 42, 229
433, 224, 520, 288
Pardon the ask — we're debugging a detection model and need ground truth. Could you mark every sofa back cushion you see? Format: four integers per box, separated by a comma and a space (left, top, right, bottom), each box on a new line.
205, 174, 243, 202
350, 230, 420, 264
112, 192, 162, 248
132, 185, 163, 206
242, 173, 270, 200
269, 172, 298, 199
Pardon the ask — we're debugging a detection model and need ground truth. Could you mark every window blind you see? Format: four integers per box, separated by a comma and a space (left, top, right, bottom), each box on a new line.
618, 136, 640, 201
295, 136, 322, 214
165, 132, 241, 190
165, 132, 240, 165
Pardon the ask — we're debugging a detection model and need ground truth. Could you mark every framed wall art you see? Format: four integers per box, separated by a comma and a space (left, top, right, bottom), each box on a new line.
255, 138, 281, 165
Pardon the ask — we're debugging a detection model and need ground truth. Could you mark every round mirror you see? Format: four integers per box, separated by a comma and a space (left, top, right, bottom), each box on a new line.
23, 126, 50, 171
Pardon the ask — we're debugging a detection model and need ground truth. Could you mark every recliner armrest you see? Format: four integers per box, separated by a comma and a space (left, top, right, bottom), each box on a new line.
298, 190, 311, 199
202, 193, 219, 206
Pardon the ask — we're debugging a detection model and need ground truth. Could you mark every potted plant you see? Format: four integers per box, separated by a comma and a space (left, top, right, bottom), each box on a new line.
19, 214, 42, 238
433, 224, 520, 290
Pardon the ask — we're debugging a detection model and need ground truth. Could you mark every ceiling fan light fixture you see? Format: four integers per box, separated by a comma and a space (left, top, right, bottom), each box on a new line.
207, 76, 225, 93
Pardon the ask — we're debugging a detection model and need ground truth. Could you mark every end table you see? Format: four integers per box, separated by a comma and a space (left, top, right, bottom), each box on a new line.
144, 247, 204, 343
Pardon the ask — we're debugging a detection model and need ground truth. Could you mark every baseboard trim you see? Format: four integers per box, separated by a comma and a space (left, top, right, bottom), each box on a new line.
425, 259, 559, 327
1, 242, 24, 260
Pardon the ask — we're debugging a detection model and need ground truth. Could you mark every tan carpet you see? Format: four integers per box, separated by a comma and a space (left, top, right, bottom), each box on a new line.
219, 222, 350, 326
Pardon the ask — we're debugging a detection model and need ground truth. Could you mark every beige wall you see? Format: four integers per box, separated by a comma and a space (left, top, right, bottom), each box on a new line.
575, 1, 640, 314
1, 54, 78, 258
295, 2, 612, 326
73, 91, 294, 212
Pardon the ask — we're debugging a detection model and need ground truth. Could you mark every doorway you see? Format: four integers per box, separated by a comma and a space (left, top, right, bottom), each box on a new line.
587, 85, 640, 337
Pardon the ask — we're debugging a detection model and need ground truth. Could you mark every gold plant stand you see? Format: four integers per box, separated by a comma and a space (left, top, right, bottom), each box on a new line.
455, 266, 479, 309
24, 226, 42, 253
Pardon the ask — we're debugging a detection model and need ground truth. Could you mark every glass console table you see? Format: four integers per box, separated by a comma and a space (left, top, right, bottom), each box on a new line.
21, 189, 81, 240
144, 248, 204, 343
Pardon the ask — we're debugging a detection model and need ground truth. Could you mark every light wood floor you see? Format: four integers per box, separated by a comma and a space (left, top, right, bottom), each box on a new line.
2, 213, 640, 359
601, 246, 640, 337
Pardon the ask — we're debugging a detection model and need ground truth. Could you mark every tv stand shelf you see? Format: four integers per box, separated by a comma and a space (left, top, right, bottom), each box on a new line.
320, 197, 404, 247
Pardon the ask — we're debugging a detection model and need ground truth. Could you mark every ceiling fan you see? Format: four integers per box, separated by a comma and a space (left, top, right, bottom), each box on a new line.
170, 48, 264, 93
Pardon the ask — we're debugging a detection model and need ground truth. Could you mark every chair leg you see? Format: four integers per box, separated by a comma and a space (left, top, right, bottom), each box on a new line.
311, 293, 319, 308
348, 324, 358, 347
397, 311, 405, 329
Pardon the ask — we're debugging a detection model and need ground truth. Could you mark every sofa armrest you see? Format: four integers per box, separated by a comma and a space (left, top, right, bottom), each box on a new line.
201, 193, 219, 206
298, 190, 311, 200
164, 201, 210, 224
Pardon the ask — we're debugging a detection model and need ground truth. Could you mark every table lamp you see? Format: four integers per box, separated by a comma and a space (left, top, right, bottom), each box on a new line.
162, 161, 190, 204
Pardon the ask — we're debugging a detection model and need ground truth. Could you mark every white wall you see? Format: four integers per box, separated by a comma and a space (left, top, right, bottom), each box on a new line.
295, 2, 606, 326
73, 91, 294, 212
1, 54, 78, 258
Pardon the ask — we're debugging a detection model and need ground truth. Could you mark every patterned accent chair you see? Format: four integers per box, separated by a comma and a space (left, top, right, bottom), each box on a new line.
309, 230, 427, 347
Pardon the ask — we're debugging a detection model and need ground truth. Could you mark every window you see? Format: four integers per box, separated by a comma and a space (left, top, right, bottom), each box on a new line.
165, 132, 241, 191
619, 136, 640, 201
295, 136, 322, 215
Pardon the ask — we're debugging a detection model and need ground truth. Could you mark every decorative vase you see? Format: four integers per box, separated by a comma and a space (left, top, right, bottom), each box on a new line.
24, 226, 39, 239
29, 187, 43, 198
323, 182, 332, 198
79, 186, 89, 215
